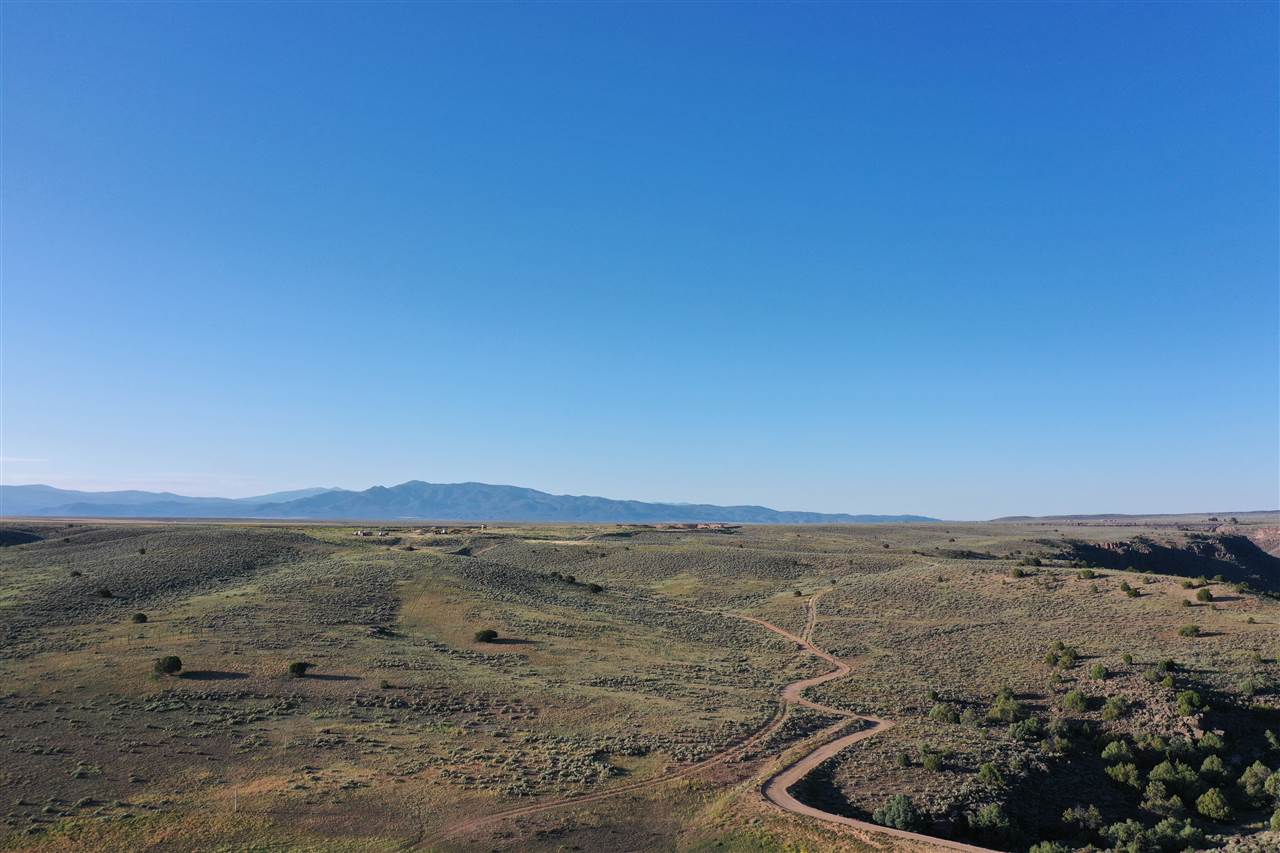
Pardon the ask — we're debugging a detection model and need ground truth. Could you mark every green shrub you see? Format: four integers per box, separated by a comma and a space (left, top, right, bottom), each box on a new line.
1176, 690, 1203, 716
1078, 568, 1096, 579
923, 752, 942, 772
1089, 663, 1108, 680
1264, 769, 1280, 798
987, 692, 1024, 723
1103, 819, 1146, 849
1062, 804, 1103, 831
1200, 754, 1225, 779
1271, 808, 1280, 832
288, 661, 313, 678
1028, 843, 1070, 853
1149, 759, 1200, 798
895, 751, 910, 768
1009, 716, 1045, 741
977, 762, 1002, 785
1063, 689, 1088, 711
967, 803, 1012, 841
1237, 760, 1272, 804
1125, 586, 1140, 598
872, 794, 923, 830
131, 613, 147, 624
928, 703, 959, 724
1102, 696, 1129, 721
1102, 739, 1133, 762
1196, 588, 1213, 602
1195, 787, 1231, 821
1010, 567, 1027, 578
153, 655, 182, 676
1237, 674, 1266, 697
95, 588, 113, 598
587, 583, 604, 594
1199, 731, 1225, 751
1106, 762, 1141, 789
1044, 644, 1080, 669
474, 629, 498, 642
1180, 579, 1195, 589
1141, 780, 1185, 816
1150, 817, 1203, 851
1178, 624, 1200, 637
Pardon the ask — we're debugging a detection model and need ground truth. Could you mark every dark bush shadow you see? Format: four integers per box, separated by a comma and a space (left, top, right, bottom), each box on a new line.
487, 637, 535, 646
180, 670, 249, 681
305, 674, 361, 682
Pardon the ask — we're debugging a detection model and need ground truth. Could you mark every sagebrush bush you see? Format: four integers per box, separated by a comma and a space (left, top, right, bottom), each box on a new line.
154, 655, 182, 676
872, 794, 923, 830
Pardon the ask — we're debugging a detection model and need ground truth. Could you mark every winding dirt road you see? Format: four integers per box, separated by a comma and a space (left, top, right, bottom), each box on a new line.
424, 592, 994, 852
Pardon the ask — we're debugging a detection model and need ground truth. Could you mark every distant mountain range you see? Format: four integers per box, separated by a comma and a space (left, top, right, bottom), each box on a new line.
0, 481, 937, 524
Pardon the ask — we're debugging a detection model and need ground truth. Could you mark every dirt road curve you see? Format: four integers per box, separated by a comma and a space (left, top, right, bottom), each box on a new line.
423, 592, 996, 852
752, 595, 997, 853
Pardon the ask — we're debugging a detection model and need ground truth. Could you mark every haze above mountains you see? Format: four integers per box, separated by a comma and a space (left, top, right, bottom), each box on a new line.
0, 482, 937, 524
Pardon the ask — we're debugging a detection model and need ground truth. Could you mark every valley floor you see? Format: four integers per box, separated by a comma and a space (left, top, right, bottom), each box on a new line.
0, 517, 1277, 852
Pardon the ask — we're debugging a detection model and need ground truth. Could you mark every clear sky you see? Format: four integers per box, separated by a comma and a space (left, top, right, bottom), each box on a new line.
2, 2, 1276, 519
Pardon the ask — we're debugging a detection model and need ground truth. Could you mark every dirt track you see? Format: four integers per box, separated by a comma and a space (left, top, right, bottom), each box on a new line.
424, 592, 996, 852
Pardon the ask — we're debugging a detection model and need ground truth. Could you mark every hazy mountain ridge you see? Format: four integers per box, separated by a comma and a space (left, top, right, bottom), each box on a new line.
0, 482, 935, 524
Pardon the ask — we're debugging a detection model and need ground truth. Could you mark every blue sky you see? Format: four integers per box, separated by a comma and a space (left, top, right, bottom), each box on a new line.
2, 2, 1276, 519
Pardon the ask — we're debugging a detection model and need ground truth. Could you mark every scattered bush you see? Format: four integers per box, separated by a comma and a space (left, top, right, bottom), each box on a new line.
1063, 689, 1088, 712
587, 583, 604, 594
1237, 760, 1272, 804
1028, 843, 1070, 853
1063, 803, 1103, 832
1195, 787, 1232, 821
923, 752, 942, 772
1089, 663, 1108, 680
977, 762, 1003, 785
1106, 762, 1141, 789
1078, 568, 1096, 579
1178, 624, 1200, 637
1045, 643, 1080, 669
95, 588, 113, 598
288, 661, 313, 678
1009, 716, 1045, 741
967, 802, 1013, 842
1200, 754, 1225, 779
928, 703, 959, 724
131, 613, 148, 624
987, 689, 1025, 723
1200, 731, 1225, 751
872, 794, 923, 830
1102, 696, 1129, 721
1176, 690, 1204, 716
1196, 588, 1213, 602
474, 629, 499, 642
1141, 780, 1186, 816
154, 655, 182, 676
1102, 739, 1133, 762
